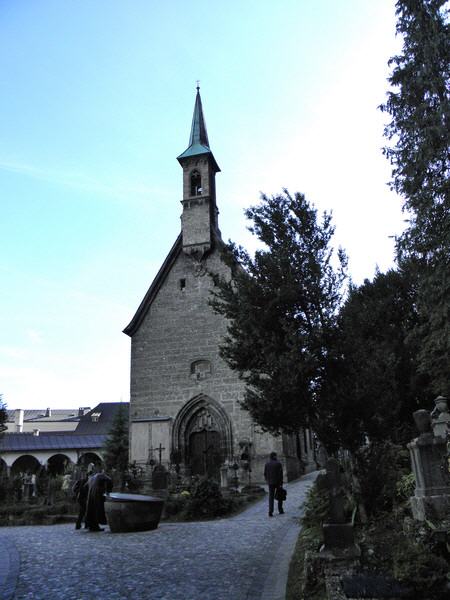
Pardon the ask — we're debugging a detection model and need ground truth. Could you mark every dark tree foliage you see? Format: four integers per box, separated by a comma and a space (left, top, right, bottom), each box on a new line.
210, 190, 347, 435
380, 0, 450, 397
317, 269, 429, 453
103, 405, 129, 479
0, 395, 7, 436
414, 260, 450, 395
380, 0, 449, 263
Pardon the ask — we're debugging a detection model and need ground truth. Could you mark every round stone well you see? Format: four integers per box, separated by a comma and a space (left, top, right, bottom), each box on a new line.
105, 492, 165, 533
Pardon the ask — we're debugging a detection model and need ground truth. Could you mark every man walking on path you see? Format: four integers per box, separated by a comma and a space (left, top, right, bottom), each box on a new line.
264, 451, 284, 517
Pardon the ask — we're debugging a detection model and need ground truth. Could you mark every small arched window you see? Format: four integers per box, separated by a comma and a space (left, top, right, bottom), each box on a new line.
190, 170, 202, 196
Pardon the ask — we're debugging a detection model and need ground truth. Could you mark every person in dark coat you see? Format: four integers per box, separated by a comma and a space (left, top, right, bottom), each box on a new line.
84, 471, 113, 532
264, 452, 284, 517
72, 471, 89, 530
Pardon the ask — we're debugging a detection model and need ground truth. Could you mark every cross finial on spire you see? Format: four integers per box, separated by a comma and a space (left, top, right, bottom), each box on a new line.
177, 84, 220, 174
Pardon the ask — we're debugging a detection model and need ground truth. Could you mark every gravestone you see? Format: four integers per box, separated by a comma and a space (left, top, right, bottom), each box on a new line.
318, 458, 360, 555
303, 460, 360, 600
220, 465, 228, 489
408, 404, 450, 521
152, 464, 168, 492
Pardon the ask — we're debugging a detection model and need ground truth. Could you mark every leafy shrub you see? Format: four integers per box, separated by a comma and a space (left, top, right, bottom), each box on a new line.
183, 478, 234, 520
395, 472, 415, 501
301, 484, 330, 535
286, 483, 327, 600
0, 477, 14, 504
353, 441, 411, 516
392, 518, 449, 593
163, 494, 188, 518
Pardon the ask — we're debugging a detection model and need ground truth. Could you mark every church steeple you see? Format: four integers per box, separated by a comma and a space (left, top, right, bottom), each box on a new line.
177, 86, 220, 172
177, 87, 220, 258
186, 86, 210, 150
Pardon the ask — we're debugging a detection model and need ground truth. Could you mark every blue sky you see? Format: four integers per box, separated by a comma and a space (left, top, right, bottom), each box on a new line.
1, 1, 404, 410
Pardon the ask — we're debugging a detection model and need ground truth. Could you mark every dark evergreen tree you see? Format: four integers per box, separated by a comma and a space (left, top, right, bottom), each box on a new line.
210, 190, 347, 435
413, 261, 450, 395
380, 0, 450, 396
103, 404, 129, 489
317, 268, 428, 452
0, 395, 7, 436
381, 0, 449, 261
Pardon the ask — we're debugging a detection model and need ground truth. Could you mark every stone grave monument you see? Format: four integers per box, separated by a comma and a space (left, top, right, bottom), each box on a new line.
408, 398, 450, 521
318, 458, 360, 559
303, 459, 360, 600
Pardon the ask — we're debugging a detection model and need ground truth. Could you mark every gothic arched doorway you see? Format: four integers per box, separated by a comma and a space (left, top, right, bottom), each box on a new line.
172, 395, 233, 480
189, 427, 222, 478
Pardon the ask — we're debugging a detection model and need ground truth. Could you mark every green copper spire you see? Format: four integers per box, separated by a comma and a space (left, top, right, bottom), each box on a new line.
177, 86, 220, 171
188, 85, 210, 148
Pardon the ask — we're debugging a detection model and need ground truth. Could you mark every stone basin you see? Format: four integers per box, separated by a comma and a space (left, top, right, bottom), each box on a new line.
105, 492, 165, 533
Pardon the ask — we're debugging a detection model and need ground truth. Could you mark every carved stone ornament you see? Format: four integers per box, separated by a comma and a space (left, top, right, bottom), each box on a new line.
193, 261, 207, 277
193, 409, 216, 432
432, 396, 449, 417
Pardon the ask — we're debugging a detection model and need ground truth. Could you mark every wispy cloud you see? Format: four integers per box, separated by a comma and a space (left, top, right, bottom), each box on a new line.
0, 158, 165, 203
0, 346, 27, 359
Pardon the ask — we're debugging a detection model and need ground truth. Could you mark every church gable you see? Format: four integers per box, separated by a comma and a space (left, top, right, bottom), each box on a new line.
124, 233, 230, 340
123, 235, 182, 337
132, 243, 230, 347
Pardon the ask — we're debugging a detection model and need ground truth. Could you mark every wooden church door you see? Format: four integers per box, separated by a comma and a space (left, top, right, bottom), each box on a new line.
189, 430, 222, 479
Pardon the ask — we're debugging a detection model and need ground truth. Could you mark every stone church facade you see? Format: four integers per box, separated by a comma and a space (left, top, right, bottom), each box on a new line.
124, 89, 315, 484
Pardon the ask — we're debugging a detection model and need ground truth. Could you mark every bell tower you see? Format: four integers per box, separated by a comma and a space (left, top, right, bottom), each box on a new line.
177, 86, 221, 258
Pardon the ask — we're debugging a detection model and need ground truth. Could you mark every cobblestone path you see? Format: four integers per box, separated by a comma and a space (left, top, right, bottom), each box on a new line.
0, 472, 316, 600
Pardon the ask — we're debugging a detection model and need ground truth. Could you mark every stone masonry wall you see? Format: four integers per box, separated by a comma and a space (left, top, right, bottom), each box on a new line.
129, 242, 302, 482
130, 247, 248, 459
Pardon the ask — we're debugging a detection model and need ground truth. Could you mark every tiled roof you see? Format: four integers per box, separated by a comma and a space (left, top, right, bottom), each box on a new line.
6, 409, 85, 423
75, 402, 129, 435
0, 403, 129, 454
0, 433, 107, 452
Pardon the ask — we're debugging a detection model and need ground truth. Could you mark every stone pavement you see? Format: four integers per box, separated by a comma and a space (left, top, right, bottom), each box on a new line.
0, 472, 317, 600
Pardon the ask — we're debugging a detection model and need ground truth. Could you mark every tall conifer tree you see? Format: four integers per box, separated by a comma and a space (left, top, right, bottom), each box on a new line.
0, 395, 6, 436
210, 190, 347, 434
103, 404, 129, 488
380, 0, 449, 396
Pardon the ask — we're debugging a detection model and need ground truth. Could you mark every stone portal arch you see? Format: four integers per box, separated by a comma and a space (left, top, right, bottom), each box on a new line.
47, 453, 72, 475
172, 395, 233, 479
11, 454, 41, 475
77, 452, 103, 470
